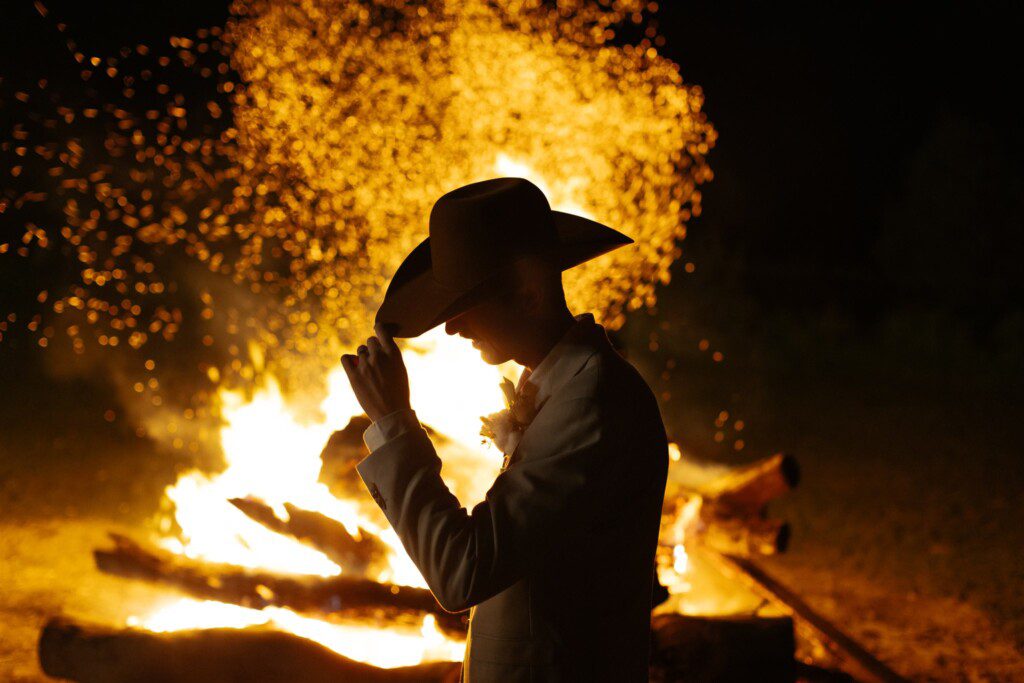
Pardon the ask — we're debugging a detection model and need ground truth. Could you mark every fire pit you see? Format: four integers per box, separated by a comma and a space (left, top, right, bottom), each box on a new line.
36, 344, 804, 680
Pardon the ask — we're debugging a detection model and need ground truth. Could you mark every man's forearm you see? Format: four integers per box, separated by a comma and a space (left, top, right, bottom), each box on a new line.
357, 393, 617, 614
356, 425, 517, 613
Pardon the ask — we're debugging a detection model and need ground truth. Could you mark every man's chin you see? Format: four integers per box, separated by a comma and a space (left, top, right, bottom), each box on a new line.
476, 343, 509, 366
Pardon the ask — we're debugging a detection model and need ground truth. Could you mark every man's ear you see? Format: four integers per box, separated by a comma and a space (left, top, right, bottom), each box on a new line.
515, 278, 545, 316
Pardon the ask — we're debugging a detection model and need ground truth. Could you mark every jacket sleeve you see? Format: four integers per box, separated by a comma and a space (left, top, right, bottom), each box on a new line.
356, 388, 619, 613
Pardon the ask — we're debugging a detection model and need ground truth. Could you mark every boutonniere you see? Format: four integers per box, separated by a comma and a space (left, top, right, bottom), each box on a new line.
480, 376, 539, 468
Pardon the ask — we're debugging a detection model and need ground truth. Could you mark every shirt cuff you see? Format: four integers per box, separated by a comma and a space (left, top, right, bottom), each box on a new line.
363, 408, 420, 452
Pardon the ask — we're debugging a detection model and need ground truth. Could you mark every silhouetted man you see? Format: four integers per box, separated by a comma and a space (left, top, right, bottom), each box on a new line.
342, 177, 668, 682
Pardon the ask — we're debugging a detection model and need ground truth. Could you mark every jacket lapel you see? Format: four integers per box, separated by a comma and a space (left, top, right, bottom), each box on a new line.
502, 314, 605, 470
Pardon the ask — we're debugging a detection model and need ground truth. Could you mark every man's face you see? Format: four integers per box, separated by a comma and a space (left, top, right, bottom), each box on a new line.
445, 296, 518, 365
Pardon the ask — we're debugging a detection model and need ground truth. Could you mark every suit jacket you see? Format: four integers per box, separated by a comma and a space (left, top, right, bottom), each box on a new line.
356, 315, 669, 682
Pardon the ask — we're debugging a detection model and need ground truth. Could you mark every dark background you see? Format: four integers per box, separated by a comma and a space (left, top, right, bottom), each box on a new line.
665, 2, 1023, 323
3, 2, 1022, 330
2, 2, 1022, 677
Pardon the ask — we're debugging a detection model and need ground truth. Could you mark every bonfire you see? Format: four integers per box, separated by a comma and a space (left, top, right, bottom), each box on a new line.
4, 1, 901, 681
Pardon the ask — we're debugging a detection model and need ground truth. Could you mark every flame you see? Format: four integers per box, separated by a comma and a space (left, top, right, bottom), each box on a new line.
161, 374, 355, 577
140, 325, 724, 666
673, 545, 689, 575
656, 492, 702, 595
158, 329, 515, 585
137, 328, 520, 664
132, 599, 464, 668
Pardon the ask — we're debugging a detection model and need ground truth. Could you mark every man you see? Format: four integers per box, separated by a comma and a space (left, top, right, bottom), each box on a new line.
342, 177, 668, 682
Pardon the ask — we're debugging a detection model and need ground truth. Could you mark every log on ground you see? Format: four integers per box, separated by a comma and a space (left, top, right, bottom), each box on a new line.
228, 497, 390, 576
649, 612, 795, 683
700, 516, 791, 557
700, 453, 800, 516
39, 616, 462, 683
93, 534, 466, 635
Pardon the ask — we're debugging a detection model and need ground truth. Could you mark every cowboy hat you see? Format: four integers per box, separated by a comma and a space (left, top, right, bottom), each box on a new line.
375, 177, 633, 337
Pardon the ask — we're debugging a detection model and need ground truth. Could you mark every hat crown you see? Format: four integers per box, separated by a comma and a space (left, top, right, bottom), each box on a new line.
429, 177, 557, 289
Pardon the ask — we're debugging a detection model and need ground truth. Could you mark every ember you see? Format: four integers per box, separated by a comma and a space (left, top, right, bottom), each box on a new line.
2, 0, 714, 401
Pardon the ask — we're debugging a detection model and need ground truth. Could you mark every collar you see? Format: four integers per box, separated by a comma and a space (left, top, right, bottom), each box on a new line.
515, 313, 603, 413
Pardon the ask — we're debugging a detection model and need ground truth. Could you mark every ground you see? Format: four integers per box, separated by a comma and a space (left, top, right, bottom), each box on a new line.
758, 390, 1024, 681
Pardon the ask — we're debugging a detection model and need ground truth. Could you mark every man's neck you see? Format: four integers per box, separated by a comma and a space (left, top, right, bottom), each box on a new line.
517, 309, 577, 370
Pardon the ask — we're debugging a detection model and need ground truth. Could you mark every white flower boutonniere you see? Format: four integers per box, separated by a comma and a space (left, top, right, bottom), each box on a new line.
480, 376, 539, 470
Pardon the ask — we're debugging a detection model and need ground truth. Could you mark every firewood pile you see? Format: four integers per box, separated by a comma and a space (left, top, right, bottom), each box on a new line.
667, 451, 799, 558
39, 420, 805, 682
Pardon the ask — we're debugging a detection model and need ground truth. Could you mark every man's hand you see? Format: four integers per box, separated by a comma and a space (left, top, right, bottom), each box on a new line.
341, 322, 411, 423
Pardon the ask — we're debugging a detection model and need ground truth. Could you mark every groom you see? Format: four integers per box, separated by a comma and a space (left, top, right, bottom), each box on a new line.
342, 178, 668, 682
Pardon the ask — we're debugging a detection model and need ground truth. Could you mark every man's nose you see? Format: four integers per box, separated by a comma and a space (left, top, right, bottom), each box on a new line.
444, 319, 458, 336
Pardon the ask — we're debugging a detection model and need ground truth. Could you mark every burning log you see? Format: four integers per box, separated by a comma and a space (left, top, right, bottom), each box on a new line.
228, 497, 390, 577
700, 517, 790, 557
39, 616, 462, 683
649, 612, 795, 683
40, 613, 795, 683
663, 452, 799, 558
93, 534, 466, 635
695, 453, 797, 557
699, 452, 800, 517
319, 416, 447, 501
318, 416, 373, 499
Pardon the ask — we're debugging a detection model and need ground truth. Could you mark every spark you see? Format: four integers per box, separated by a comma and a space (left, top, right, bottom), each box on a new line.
2, 0, 713, 409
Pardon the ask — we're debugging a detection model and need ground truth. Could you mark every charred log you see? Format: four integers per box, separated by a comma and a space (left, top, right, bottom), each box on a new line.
700, 453, 800, 516
318, 416, 372, 499
701, 517, 791, 557
93, 534, 466, 635
39, 616, 462, 683
649, 612, 795, 683
318, 416, 443, 501
228, 498, 390, 576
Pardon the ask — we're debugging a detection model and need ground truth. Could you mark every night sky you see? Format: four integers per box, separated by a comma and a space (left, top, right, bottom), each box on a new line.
3, 1, 1021, 328
658, 3, 1022, 326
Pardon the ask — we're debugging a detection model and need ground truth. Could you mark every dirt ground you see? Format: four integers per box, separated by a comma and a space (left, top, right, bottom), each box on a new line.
0, 396, 178, 681
757, 389, 1024, 682
0, 519, 188, 682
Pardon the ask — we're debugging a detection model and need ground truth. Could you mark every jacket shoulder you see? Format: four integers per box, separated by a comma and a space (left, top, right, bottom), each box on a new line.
560, 342, 662, 423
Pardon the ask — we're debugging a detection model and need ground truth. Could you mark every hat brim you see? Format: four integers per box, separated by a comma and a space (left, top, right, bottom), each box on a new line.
375, 211, 633, 338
